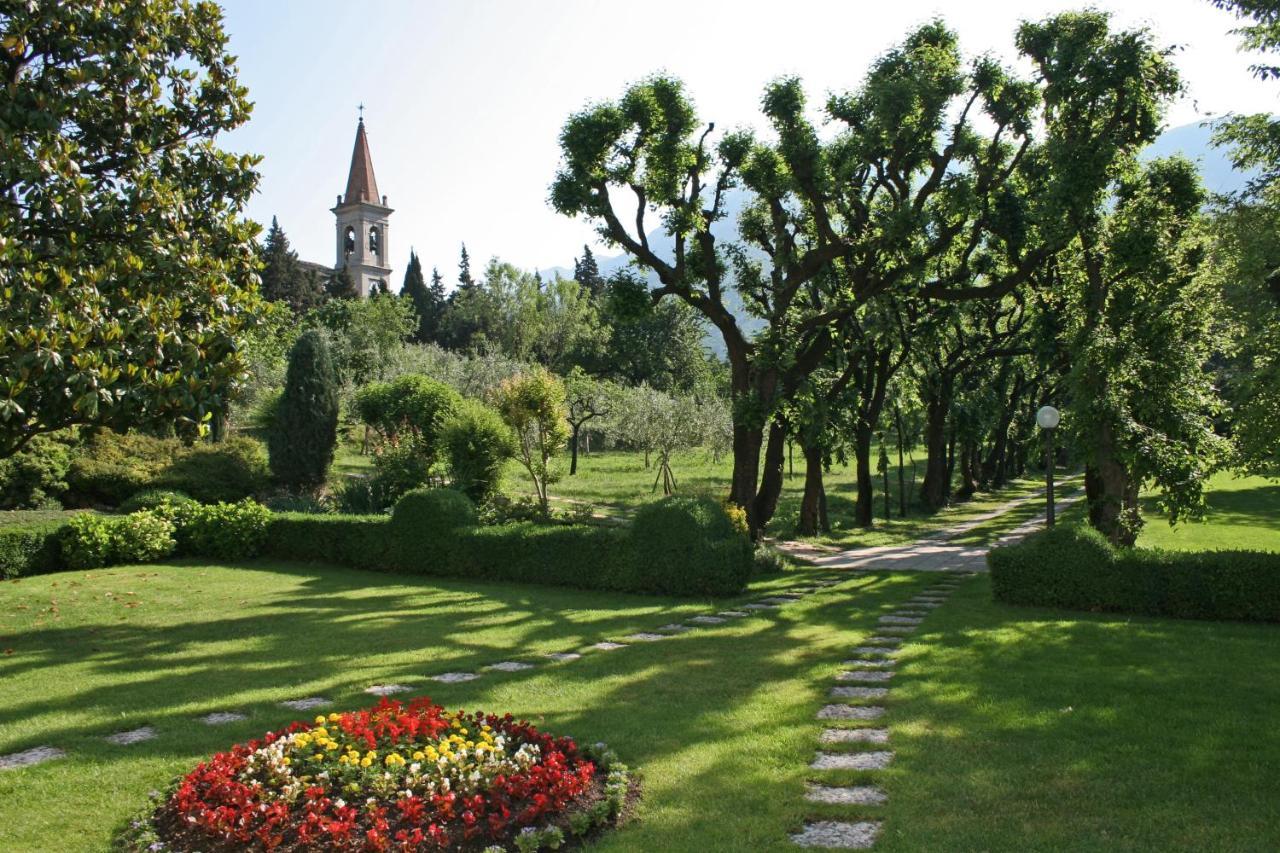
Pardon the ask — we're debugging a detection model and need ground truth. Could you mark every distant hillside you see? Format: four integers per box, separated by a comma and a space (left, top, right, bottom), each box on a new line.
551, 121, 1254, 357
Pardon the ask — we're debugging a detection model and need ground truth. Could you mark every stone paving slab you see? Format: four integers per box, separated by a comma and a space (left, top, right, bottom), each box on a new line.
280, 697, 330, 711
591, 641, 628, 650
688, 615, 726, 624
743, 602, 783, 610
839, 659, 894, 669
805, 784, 888, 806
0, 746, 66, 770
657, 623, 691, 633
485, 661, 535, 672
717, 610, 749, 617
105, 726, 156, 745
862, 636, 903, 646
820, 727, 890, 745
544, 652, 581, 662
817, 704, 885, 721
791, 820, 882, 849
851, 646, 898, 656
429, 672, 480, 683
879, 615, 923, 625
200, 712, 247, 725
811, 750, 894, 770
837, 670, 893, 683
876, 626, 917, 636
623, 632, 669, 641
830, 686, 889, 700
365, 683, 412, 695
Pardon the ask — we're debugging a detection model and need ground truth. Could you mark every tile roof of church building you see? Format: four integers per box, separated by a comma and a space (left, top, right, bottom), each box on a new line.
343, 118, 381, 205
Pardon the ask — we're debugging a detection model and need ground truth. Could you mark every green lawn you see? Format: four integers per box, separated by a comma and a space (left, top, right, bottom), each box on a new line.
1138, 471, 1280, 553
3, 552, 1278, 850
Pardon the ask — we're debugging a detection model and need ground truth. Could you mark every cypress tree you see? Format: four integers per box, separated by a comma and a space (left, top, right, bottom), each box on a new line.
402, 249, 443, 343
458, 243, 475, 291
260, 216, 318, 313
269, 329, 339, 490
573, 244, 605, 298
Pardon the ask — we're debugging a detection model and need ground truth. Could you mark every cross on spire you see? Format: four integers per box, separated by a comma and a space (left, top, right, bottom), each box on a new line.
358, 102, 364, 122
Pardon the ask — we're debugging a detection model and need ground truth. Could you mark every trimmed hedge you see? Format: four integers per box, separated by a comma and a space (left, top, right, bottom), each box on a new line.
0, 521, 66, 579
263, 513, 396, 572
988, 523, 1280, 623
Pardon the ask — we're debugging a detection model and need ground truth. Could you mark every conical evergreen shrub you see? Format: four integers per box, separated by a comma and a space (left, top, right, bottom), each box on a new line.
269, 330, 339, 490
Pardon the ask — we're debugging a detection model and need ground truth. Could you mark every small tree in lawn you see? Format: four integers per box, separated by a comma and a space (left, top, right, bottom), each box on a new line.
494, 368, 570, 515
649, 392, 701, 495
269, 330, 339, 490
563, 367, 617, 475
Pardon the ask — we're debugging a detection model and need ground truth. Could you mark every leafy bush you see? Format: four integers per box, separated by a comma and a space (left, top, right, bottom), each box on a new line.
440, 399, 516, 502
627, 496, 754, 596
0, 521, 65, 579
478, 493, 550, 525
451, 523, 632, 588
168, 500, 271, 561
61, 511, 176, 569
334, 478, 397, 515
369, 437, 434, 506
156, 437, 270, 503
117, 489, 196, 515
988, 523, 1280, 622
0, 433, 72, 509
753, 545, 788, 575
66, 431, 268, 506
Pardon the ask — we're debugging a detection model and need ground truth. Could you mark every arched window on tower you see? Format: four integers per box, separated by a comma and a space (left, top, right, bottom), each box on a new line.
368, 225, 380, 258
343, 226, 356, 258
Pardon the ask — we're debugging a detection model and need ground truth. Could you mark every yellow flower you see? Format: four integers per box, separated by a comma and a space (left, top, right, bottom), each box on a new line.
360, 758, 372, 768
315, 716, 326, 725
328, 713, 341, 722
282, 758, 291, 766
412, 751, 425, 761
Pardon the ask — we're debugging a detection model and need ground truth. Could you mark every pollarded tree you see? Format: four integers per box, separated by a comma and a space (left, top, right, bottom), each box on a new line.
551, 14, 1176, 535
0, 0, 262, 457
1064, 157, 1230, 544
494, 368, 571, 514
269, 330, 339, 490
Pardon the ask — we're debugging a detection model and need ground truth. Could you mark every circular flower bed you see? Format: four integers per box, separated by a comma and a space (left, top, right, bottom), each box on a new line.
122, 697, 632, 852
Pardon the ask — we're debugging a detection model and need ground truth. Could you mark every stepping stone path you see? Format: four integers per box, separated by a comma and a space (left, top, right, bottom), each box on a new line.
795, 578, 964, 849
590, 641, 628, 651
689, 615, 726, 625
105, 726, 156, 746
544, 652, 581, 662
430, 672, 480, 683
623, 632, 669, 641
657, 623, 691, 633
717, 610, 749, 618
485, 661, 534, 672
200, 712, 247, 725
365, 684, 411, 696
280, 697, 330, 711
0, 746, 65, 771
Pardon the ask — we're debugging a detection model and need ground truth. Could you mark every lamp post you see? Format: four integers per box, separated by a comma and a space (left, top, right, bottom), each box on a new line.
1036, 405, 1061, 527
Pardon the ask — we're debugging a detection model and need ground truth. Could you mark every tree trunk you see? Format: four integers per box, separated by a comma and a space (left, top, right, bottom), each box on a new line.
797, 442, 826, 536
569, 424, 580, 475
1085, 420, 1139, 546
895, 405, 908, 517
957, 438, 978, 499
920, 386, 951, 512
854, 422, 875, 527
752, 418, 788, 532
730, 420, 766, 535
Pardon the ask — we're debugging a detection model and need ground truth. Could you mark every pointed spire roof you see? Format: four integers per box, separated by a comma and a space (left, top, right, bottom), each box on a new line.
343, 118, 381, 205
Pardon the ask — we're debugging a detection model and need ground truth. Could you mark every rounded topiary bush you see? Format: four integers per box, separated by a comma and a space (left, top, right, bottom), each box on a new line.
119, 697, 633, 852
390, 488, 477, 571
117, 489, 196, 515
628, 495, 753, 596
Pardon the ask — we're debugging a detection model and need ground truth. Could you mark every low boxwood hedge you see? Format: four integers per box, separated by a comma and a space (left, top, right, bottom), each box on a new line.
2, 492, 756, 597
988, 523, 1280, 623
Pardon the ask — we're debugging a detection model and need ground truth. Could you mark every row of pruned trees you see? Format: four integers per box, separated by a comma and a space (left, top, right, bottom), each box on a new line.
551, 12, 1236, 546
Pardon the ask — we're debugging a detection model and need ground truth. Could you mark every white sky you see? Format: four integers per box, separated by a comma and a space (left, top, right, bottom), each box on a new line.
218, 0, 1277, 284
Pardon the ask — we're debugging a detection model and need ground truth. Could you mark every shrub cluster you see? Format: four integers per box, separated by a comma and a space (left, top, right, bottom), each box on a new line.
988, 523, 1280, 623
0, 433, 73, 509
62, 511, 176, 570
66, 431, 269, 506
166, 499, 272, 561
0, 521, 66, 579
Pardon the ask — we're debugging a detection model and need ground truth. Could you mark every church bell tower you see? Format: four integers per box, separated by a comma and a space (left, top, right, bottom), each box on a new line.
332, 115, 393, 296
